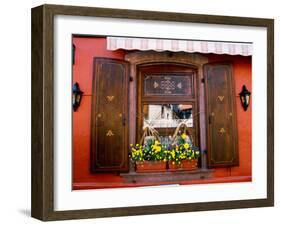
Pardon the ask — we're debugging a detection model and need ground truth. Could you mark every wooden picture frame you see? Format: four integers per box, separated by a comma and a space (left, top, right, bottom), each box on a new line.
31, 4, 274, 221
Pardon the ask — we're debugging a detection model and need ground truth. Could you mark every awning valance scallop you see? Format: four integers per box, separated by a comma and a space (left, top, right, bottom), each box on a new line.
107, 37, 252, 56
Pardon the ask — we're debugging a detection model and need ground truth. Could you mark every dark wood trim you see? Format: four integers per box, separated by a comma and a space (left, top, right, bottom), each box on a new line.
31, 4, 274, 221
31, 6, 54, 220
31, 5, 54, 221
41, 4, 273, 27
266, 19, 274, 206
137, 64, 199, 146
41, 199, 273, 221
31, 5, 44, 220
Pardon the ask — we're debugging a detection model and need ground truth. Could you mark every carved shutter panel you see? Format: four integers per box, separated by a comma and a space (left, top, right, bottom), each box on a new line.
204, 63, 239, 167
91, 58, 129, 172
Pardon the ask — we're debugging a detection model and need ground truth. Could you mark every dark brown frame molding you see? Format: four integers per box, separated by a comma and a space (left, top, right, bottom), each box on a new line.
125, 51, 208, 168
31, 4, 274, 221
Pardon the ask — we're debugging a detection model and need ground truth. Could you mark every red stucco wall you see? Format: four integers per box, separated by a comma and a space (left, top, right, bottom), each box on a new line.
72, 37, 252, 188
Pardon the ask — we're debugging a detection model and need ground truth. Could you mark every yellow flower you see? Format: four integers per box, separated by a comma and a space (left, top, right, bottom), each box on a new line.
155, 140, 160, 145
184, 143, 189, 149
181, 133, 187, 140
155, 146, 161, 152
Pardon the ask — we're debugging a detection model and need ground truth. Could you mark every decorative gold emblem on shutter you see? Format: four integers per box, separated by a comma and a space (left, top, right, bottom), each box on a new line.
97, 113, 102, 118
106, 130, 114, 136
219, 128, 226, 134
106, 96, 115, 102
218, 96, 224, 102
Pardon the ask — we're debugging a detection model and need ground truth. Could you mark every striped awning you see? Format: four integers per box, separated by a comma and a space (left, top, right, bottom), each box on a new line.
107, 37, 252, 56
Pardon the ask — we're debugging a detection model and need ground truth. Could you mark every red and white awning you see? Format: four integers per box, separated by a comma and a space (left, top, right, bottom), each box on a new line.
107, 37, 252, 56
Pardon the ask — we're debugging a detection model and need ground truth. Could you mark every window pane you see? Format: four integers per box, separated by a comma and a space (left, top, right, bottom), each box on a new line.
142, 104, 194, 146
143, 104, 193, 128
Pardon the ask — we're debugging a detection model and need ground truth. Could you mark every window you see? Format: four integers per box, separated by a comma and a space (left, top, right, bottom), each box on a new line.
137, 64, 198, 147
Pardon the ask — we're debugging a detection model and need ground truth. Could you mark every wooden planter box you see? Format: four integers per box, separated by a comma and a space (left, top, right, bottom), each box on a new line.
135, 160, 167, 173
168, 159, 198, 171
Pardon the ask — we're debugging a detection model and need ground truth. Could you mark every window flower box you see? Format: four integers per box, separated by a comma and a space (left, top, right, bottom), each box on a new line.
135, 160, 167, 173
168, 159, 198, 171
130, 138, 168, 173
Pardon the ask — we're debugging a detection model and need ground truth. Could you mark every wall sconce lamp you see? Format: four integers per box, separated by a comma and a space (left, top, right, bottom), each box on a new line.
72, 82, 83, 112
239, 85, 251, 111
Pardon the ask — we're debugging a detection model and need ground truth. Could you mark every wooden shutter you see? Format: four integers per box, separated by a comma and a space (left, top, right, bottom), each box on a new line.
91, 58, 129, 172
204, 63, 239, 167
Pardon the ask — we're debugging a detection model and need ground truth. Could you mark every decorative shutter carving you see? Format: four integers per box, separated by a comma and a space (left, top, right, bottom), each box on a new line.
204, 63, 239, 167
91, 58, 129, 172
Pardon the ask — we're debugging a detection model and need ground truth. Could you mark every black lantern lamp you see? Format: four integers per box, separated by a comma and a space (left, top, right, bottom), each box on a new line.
239, 85, 251, 111
72, 82, 83, 112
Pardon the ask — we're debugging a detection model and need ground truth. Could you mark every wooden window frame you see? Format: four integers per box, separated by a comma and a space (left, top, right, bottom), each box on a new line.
125, 51, 208, 151
137, 64, 200, 147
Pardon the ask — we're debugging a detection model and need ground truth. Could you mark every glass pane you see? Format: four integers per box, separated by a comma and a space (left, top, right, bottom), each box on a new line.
142, 104, 194, 146
143, 104, 193, 128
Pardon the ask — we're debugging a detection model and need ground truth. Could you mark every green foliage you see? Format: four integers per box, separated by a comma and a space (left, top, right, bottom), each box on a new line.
166, 133, 200, 165
129, 133, 200, 164
130, 139, 167, 161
